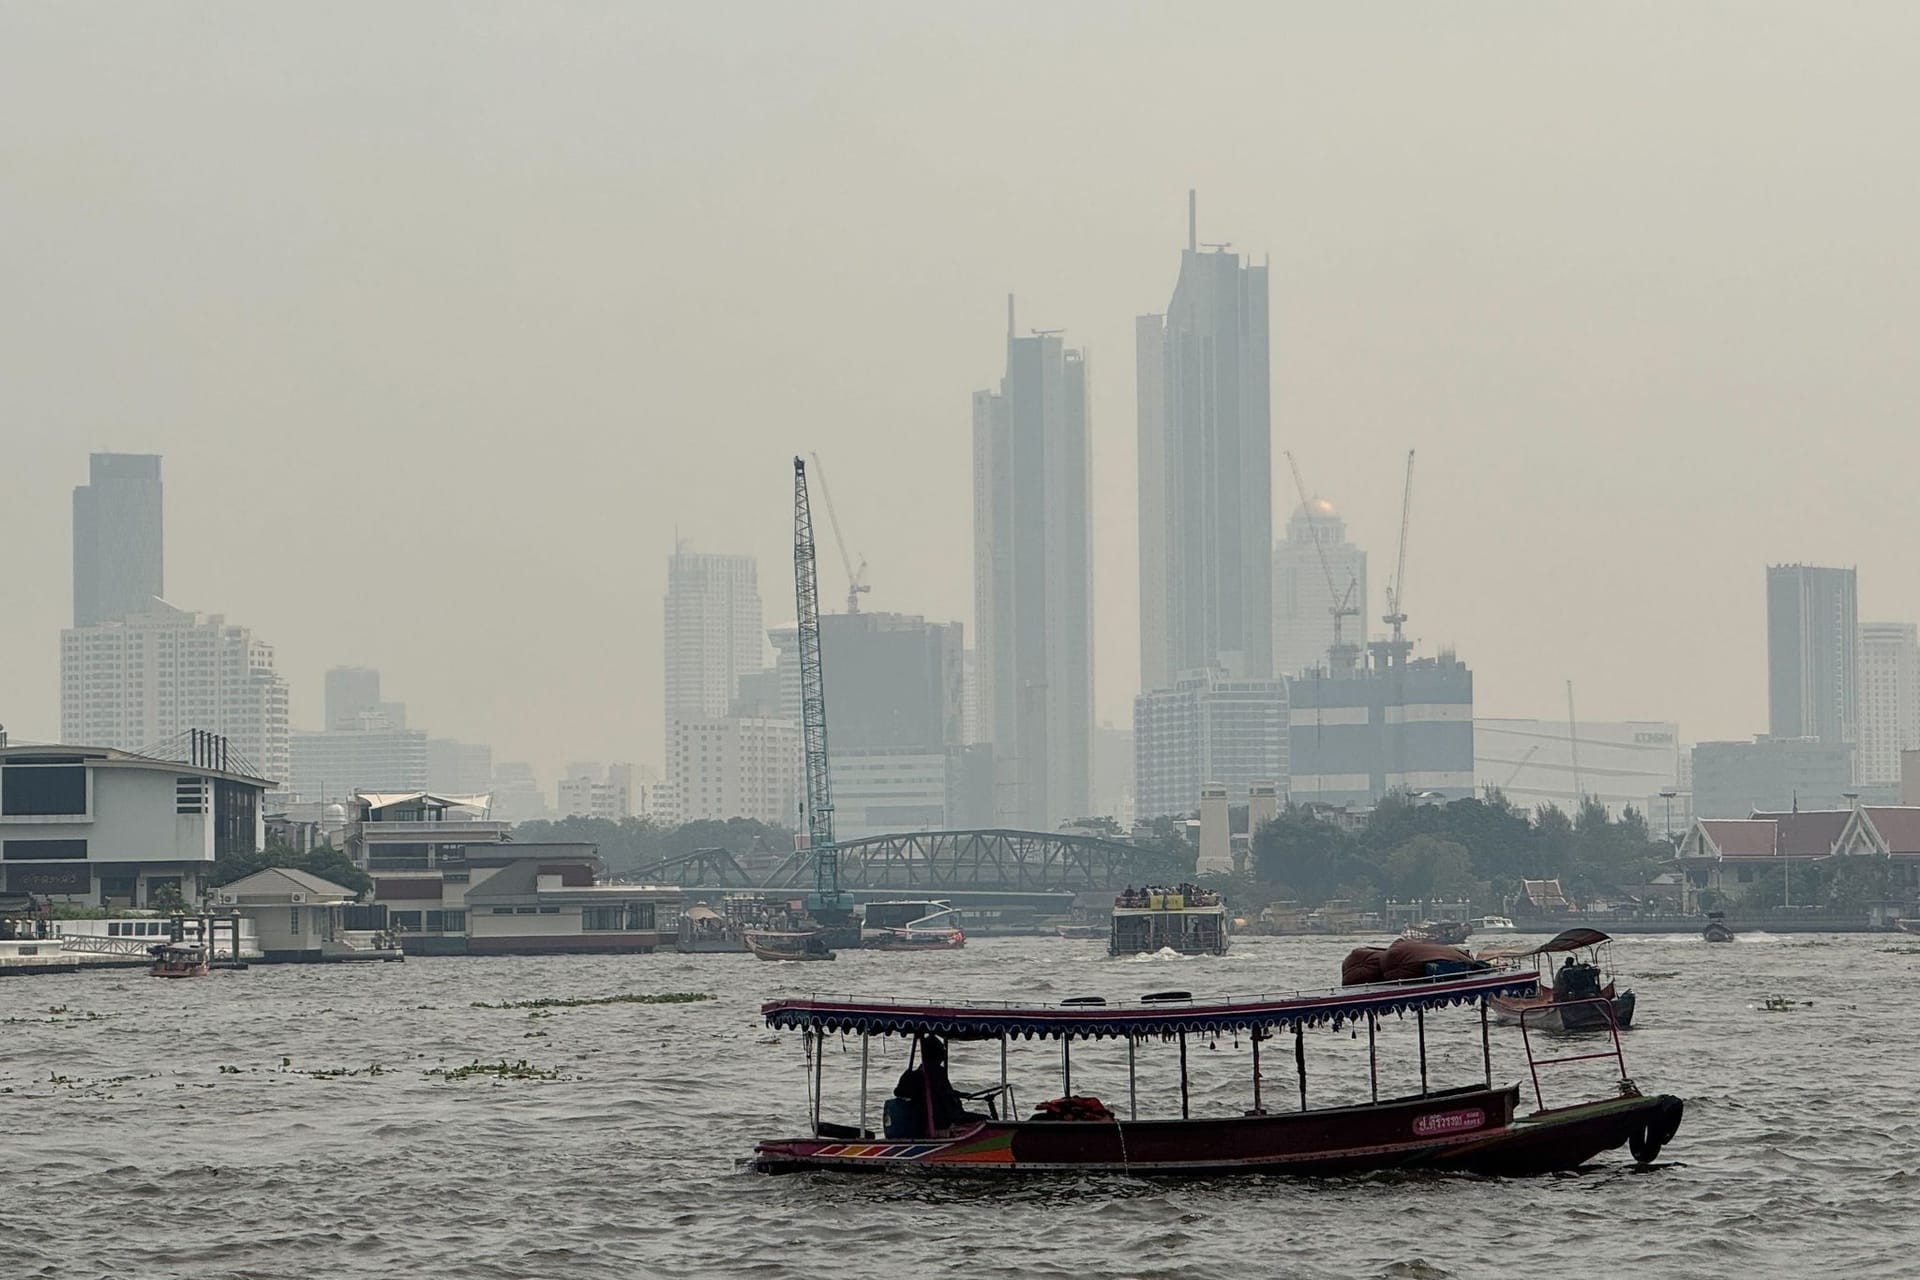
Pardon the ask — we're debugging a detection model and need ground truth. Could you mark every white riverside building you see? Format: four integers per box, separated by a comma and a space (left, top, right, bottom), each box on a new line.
1859, 622, 1920, 788
1475, 719, 1682, 817
0, 741, 269, 908
557, 763, 633, 821
61, 601, 291, 788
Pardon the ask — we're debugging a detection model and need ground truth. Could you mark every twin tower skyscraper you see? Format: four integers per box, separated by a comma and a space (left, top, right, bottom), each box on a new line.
974, 192, 1272, 829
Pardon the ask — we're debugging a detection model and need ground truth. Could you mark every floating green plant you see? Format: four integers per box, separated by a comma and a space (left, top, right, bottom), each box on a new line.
426, 1058, 562, 1082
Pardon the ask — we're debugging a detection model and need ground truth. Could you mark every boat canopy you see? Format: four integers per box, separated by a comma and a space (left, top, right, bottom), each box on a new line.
762, 969, 1537, 1042
1479, 928, 1612, 961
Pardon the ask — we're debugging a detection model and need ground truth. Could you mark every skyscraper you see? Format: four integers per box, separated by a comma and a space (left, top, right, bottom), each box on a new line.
1273, 498, 1368, 678
1138, 192, 1273, 689
973, 303, 1093, 828
1766, 564, 1858, 750
1858, 622, 1920, 786
663, 548, 764, 722
72, 452, 164, 627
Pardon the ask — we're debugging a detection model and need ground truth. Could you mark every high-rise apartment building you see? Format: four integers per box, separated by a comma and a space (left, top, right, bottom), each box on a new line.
557, 762, 634, 821
1288, 652, 1473, 809
664, 548, 764, 723
1273, 498, 1367, 679
1858, 622, 1920, 786
664, 717, 800, 826
72, 453, 164, 627
426, 739, 495, 796
973, 306, 1093, 828
60, 602, 291, 786
1138, 193, 1272, 690
289, 716, 428, 802
1766, 564, 1858, 750
1133, 668, 1288, 822
324, 667, 384, 731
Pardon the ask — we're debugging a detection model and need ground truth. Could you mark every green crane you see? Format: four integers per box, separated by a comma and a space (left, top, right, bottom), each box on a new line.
793, 456, 854, 925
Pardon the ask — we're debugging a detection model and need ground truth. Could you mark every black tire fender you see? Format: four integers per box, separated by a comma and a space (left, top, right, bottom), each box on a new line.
1629, 1096, 1685, 1163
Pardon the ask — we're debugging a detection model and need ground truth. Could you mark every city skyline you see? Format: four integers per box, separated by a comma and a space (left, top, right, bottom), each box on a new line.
7, 7, 1920, 781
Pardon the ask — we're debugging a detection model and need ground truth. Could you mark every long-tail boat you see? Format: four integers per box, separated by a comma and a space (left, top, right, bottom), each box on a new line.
750, 968, 1684, 1176
1480, 928, 1636, 1031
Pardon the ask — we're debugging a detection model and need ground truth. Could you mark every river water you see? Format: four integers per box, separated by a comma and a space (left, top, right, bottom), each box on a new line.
3, 931, 1915, 1279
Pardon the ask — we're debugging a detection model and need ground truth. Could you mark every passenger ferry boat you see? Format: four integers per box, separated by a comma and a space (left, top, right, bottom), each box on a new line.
1109, 885, 1228, 956
751, 968, 1683, 1176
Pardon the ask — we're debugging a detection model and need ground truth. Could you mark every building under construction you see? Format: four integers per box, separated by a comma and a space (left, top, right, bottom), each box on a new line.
1287, 644, 1474, 809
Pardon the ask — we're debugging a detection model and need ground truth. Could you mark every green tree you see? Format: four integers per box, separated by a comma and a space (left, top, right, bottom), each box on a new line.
209, 840, 372, 897
1383, 835, 1476, 903
1126, 815, 1198, 884
1252, 807, 1375, 905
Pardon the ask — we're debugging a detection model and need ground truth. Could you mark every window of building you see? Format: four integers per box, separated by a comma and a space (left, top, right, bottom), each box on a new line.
538, 906, 559, 914
390, 911, 423, 932
515, 906, 538, 914
1, 761, 87, 816
2, 839, 88, 861
289, 906, 302, 935
175, 778, 207, 815
583, 905, 624, 931
491, 907, 515, 915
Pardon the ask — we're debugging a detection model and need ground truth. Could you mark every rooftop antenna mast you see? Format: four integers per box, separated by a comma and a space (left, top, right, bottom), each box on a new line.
808, 452, 868, 614
1283, 451, 1361, 676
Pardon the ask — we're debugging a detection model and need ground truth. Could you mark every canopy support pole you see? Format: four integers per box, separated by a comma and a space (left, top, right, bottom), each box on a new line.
811, 1030, 825, 1134
1251, 1028, 1263, 1115
1295, 1022, 1307, 1112
1000, 1034, 1009, 1117
1128, 1036, 1138, 1120
858, 1033, 870, 1136
1480, 995, 1492, 1089
1178, 1032, 1190, 1119
1417, 1008, 1429, 1096
1062, 1038, 1072, 1098
1367, 1013, 1378, 1103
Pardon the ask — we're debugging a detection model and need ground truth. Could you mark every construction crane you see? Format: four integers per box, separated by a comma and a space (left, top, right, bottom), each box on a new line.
808, 452, 868, 614
793, 456, 853, 927
1501, 745, 1541, 791
1283, 451, 1361, 675
1381, 449, 1416, 665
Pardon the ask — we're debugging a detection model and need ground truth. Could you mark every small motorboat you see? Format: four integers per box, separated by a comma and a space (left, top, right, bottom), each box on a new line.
149, 942, 210, 978
1055, 923, 1105, 940
747, 930, 837, 962
1482, 928, 1635, 1031
1472, 916, 1518, 935
1702, 913, 1736, 944
863, 904, 965, 952
1897, 919, 1920, 937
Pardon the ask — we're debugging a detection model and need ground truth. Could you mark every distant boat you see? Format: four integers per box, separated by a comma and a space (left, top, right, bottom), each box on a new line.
1403, 920, 1473, 946
861, 901, 965, 952
1703, 913, 1736, 944
1055, 923, 1105, 940
1895, 919, 1920, 937
1472, 916, 1518, 935
676, 903, 747, 954
1482, 928, 1636, 1032
149, 942, 209, 979
747, 930, 836, 962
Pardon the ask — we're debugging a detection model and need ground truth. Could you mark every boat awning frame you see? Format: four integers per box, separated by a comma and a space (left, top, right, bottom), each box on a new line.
762, 969, 1539, 1042
1479, 928, 1613, 961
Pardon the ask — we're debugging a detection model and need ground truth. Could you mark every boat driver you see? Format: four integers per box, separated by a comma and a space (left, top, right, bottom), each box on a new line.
894, 1034, 988, 1136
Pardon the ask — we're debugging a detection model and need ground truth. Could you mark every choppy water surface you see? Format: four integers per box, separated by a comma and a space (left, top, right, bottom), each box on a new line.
3, 932, 1917, 1279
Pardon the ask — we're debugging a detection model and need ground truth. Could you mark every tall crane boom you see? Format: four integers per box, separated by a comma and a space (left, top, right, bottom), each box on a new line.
793, 457, 851, 922
1283, 450, 1361, 674
808, 452, 869, 614
1382, 449, 1416, 659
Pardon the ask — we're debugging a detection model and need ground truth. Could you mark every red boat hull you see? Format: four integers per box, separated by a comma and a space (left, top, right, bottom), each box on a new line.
752, 1086, 1682, 1177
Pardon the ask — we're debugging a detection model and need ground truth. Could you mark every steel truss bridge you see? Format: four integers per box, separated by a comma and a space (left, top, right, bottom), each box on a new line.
632, 829, 1151, 894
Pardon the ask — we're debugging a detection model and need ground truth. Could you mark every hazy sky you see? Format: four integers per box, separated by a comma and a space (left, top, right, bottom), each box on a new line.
4, 3, 1918, 780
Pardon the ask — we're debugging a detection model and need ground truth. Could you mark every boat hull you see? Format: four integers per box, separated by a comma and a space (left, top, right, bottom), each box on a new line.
1490, 987, 1635, 1031
752, 1086, 1682, 1177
